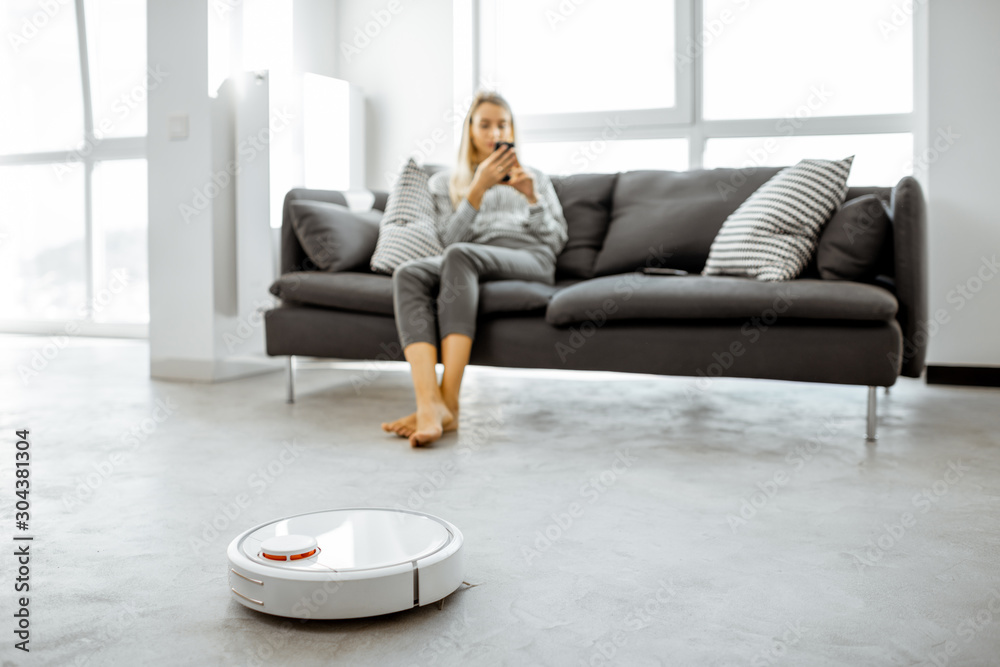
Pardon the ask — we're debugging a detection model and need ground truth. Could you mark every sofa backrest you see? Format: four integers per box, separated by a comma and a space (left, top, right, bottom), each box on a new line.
297, 164, 925, 377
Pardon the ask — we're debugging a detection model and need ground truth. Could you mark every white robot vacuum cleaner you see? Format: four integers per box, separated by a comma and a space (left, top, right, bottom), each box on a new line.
227, 508, 464, 619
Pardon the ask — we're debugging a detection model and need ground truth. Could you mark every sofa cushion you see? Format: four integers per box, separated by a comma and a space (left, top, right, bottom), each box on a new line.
269, 272, 576, 317
544, 274, 898, 326
593, 167, 783, 277
289, 200, 382, 272
702, 157, 855, 281
370, 158, 444, 275
550, 173, 618, 280
816, 194, 892, 281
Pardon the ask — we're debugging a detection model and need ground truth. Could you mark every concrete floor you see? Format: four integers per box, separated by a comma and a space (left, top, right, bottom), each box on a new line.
3, 333, 1000, 667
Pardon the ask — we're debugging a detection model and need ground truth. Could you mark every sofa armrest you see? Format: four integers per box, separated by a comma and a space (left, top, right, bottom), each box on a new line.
887, 176, 928, 378
280, 188, 348, 275
279, 187, 393, 276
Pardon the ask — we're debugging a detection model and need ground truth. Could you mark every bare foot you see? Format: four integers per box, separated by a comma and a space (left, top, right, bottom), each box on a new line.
408, 401, 455, 448
381, 400, 458, 439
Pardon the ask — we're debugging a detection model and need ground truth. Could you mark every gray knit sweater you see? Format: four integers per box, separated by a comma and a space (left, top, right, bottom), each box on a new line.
428, 166, 568, 260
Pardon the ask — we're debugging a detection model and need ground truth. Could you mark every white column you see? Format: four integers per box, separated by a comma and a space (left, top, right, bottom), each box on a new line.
926, 0, 1000, 368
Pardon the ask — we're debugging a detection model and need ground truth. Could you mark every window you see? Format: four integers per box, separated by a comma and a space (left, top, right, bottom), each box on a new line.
470, 0, 916, 187
0, 0, 148, 335
480, 0, 678, 116
521, 138, 689, 177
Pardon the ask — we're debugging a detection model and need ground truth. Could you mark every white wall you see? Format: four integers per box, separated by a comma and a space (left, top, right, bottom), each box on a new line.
147, 0, 219, 379
147, 0, 339, 382
336, 0, 456, 191
926, 0, 1000, 368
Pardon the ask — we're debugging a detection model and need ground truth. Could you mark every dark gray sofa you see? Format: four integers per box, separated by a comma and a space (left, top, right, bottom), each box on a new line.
264, 164, 927, 440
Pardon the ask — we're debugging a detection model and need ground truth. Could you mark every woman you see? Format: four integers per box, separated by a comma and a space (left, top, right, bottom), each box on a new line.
381, 91, 568, 447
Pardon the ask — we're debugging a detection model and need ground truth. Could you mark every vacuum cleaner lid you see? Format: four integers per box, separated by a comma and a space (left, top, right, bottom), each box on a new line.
238, 507, 455, 572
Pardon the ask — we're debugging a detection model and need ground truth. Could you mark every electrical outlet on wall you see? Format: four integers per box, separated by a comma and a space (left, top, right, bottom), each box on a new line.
168, 114, 189, 140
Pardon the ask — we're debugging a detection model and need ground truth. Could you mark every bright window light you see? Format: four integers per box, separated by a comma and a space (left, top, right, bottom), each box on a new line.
703, 133, 915, 186
703, 0, 913, 120
0, 0, 84, 153
84, 0, 147, 138
0, 164, 86, 320
483, 0, 676, 115
519, 139, 689, 176
92, 159, 148, 323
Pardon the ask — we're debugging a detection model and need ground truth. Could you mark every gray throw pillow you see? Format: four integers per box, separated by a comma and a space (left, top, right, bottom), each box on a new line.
702, 156, 854, 281
370, 158, 445, 275
550, 172, 619, 279
290, 200, 382, 272
593, 166, 783, 277
816, 194, 891, 281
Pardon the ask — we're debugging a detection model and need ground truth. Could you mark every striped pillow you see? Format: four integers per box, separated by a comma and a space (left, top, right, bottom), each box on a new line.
702, 157, 854, 281
370, 158, 444, 275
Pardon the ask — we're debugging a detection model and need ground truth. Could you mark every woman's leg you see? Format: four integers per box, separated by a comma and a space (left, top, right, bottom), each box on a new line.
401, 341, 455, 448
436, 241, 556, 343
433, 241, 555, 419
382, 257, 456, 447
440, 333, 473, 416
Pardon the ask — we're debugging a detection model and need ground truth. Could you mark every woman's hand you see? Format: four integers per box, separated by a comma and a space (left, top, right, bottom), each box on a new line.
504, 164, 538, 204
471, 144, 518, 193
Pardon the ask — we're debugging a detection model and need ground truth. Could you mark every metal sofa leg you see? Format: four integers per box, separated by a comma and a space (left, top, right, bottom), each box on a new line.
866, 386, 878, 442
286, 355, 296, 404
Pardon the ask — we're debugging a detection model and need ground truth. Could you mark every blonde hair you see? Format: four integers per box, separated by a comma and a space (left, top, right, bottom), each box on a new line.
448, 90, 517, 210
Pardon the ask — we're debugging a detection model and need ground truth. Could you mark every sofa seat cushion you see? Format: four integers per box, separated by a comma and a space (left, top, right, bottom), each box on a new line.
544, 274, 898, 326
270, 272, 576, 317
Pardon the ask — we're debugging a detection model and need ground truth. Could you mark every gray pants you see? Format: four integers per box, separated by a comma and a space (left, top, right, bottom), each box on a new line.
392, 237, 556, 349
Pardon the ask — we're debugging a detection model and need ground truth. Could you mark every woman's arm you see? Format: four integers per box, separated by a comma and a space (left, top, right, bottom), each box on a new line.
523, 169, 568, 254
430, 173, 479, 246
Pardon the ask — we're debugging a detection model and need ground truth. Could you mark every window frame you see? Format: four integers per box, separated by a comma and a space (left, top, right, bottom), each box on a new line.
460, 0, 923, 178
0, 0, 147, 338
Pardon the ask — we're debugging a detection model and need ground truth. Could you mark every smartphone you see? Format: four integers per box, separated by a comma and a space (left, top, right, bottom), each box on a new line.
642, 267, 689, 276
494, 141, 515, 182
